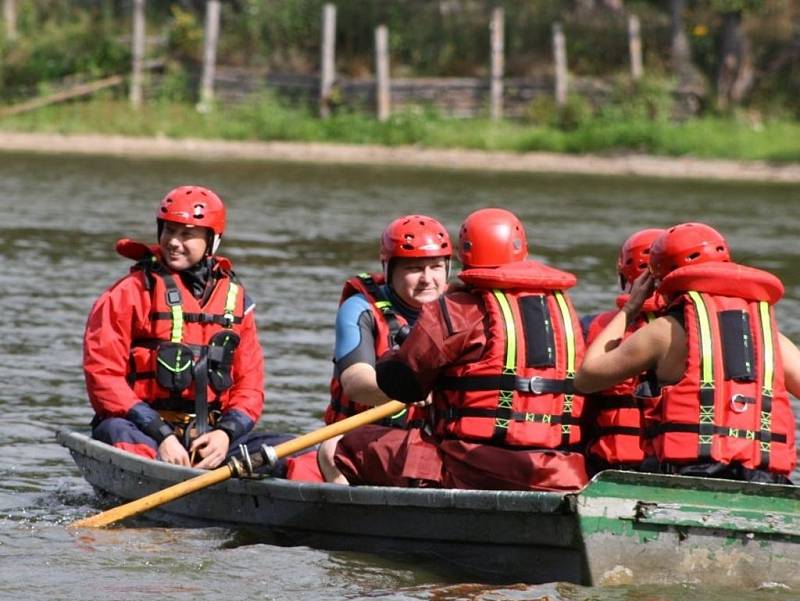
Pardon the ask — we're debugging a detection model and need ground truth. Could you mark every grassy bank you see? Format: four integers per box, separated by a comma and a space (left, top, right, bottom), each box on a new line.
1, 95, 799, 163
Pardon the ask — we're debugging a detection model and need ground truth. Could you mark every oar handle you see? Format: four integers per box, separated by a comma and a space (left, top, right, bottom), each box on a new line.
69, 400, 408, 529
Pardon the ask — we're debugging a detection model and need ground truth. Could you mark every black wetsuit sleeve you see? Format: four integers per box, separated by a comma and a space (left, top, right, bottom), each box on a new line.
334, 310, 378, 376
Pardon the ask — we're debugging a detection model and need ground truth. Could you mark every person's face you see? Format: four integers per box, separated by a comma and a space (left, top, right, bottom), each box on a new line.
389, 256, 448, 309
159, 221, 209, 271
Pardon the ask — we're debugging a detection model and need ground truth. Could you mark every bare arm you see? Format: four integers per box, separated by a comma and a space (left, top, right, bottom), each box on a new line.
339, 362, 391, 406
576, 272, 667, 393
778, 332, 800, 398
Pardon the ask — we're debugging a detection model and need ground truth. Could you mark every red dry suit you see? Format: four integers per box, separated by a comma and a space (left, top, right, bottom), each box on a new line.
366, 260, 589, 491
583, 294, 661, 467
652, 262, 796, 475
324, 273, 424, 429
83, 239, 264, 441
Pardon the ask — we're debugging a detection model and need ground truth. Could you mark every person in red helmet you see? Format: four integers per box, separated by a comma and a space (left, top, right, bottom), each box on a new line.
329, 208, 588, 491
84, 185, 274, 470
313, 214, 452, 483
576, 222, 800, 482
580, 228, 665, 476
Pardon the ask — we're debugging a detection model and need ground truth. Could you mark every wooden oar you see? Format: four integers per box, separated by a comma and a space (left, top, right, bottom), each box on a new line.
70, 400, 406, 529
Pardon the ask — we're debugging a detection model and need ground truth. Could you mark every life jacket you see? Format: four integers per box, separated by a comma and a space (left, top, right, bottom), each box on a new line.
117, 239, 246, 427
584, 296, 660, 466
651, 261, 796, 475
434, 260, 586, 449
324, 273, 423, 428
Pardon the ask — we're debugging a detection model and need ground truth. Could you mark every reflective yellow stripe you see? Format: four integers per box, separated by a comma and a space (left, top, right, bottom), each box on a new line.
170, 305, 183, 342
492, 290, 517, 374
553, 291, 576, 377
375, 300, 392, 311
224, 282, 239, 327
758, 301, 774, 395
688, 291, 714, 387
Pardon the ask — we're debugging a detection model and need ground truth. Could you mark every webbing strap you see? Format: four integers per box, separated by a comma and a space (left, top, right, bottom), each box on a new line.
553, 291, 577, 442
162, 273, 184, 343
757, 301, 775, 468
223, 281, 239, 328
688, 291, 715, 459
491, 290, 517, 442
358, 273, 403, 347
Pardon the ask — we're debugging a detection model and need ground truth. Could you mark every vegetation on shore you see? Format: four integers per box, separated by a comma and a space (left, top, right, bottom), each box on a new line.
0, 2, 797, 163
1, 89, 798, 163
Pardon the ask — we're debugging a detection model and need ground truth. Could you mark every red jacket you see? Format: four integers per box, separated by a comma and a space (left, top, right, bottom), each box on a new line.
83, 243, 264, 434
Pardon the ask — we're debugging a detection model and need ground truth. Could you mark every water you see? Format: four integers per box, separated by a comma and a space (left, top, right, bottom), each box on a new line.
1, 151, 798, 600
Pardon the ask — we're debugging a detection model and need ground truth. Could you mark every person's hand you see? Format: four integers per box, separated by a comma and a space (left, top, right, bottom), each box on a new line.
623, 272, 655, 321
157, 434, 192, 467
189, 429, 230, 469
412, 393, 433, 408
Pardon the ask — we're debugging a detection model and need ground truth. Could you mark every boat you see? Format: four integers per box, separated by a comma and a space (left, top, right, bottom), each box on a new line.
57, 428, 800, 587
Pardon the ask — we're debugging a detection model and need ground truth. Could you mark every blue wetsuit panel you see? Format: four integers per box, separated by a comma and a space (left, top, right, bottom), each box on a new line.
334, 294, 378, 374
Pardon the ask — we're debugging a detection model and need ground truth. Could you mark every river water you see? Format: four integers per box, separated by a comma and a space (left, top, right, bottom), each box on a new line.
1, 151, 798, 601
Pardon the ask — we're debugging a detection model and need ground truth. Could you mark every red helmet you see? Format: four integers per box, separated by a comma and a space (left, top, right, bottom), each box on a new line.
157, 186, 226, 254
617, 228, 666, 288
379, 215, 452, 262
458, 208, 528, 268
648, 222, 731, 281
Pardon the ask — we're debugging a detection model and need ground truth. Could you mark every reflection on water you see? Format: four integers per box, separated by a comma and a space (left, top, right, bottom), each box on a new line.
1, 151, 798, 600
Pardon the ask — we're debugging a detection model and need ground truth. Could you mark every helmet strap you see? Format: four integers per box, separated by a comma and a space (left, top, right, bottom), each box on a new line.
210, 233, 222, 255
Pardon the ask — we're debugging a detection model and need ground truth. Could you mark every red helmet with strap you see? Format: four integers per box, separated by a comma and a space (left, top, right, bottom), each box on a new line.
648, 222, 731, 281
157, 186, 226, 254
617, 228, 666, 289
458, 208, 528, 268
379, 215, 451, 262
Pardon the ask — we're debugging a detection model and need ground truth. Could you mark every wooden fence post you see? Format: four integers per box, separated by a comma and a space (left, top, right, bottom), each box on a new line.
198, 0, 221, 112
628, 14, 643, 81
375, 24, 390, 122
489, 6, 504, 121
3, 0, 17, 41
130, 0, 146, 108
319, 3, 336, 118
552, 22, 568, 108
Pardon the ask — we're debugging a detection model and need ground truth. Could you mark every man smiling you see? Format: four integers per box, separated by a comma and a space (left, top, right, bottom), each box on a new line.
83, 185, 266, 469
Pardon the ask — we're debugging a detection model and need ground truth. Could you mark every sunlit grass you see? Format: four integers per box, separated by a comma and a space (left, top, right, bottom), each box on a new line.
1, 95, 798, 162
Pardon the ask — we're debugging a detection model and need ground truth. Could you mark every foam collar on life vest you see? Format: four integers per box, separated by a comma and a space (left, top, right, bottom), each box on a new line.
658, 262, 784, 303
116, 238, 160, 261
458, 260, 577, 290
115, 238, 233, 271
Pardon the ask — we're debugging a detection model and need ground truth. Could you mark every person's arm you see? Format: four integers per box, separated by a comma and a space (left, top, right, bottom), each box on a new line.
332, 295, 390, 406
778, 332, 800, 398
83, 275, 149, 418
377, 293, 481, 403
339, 363, 391, 406
215, 296, 264, 443
576, 271, 667, 393
84, 275, 188, 462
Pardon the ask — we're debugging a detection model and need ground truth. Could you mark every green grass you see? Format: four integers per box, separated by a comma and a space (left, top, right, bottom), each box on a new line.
1, 94, 799, 163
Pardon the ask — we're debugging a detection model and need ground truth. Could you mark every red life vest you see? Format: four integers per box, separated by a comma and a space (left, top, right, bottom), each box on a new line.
324, 273, 423, 428
118, 239, 247, 416
653, 261, 796, 475
584, 300, 659, 466
434, 261, 586, 448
